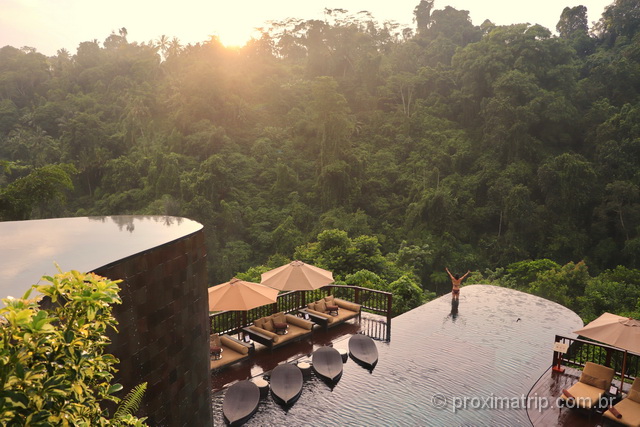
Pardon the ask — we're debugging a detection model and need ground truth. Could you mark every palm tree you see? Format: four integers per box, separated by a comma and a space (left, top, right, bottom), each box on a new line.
167, 37, 183, 58
155, 34, 169, 59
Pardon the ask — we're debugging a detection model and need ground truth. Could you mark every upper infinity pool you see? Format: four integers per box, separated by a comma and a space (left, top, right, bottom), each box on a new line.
212, 284, 583, 426
0, 215, 202, 306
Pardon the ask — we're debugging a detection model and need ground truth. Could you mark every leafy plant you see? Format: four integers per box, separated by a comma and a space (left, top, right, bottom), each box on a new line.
0, 268, 147, 426
113, 382, 148, 426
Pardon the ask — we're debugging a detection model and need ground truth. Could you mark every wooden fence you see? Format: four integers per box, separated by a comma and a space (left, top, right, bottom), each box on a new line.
210, 285, 392, 340
554, 334, 639, 383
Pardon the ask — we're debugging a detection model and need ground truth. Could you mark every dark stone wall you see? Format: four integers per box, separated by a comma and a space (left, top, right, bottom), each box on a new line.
97, 229, 212, 426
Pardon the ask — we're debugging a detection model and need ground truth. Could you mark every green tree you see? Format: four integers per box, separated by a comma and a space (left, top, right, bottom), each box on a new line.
388, 274, 433, 315
528, 261, 590, 310
557, 6, 589, 38
0, 164, 77, 220
413, 0, 434, 37
538, 153, 598, 217
294, 229, 403, 284
578, 267, 640, 321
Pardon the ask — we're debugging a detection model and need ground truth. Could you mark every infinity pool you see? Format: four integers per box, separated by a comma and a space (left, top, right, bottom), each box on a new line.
211, 285, 583, 426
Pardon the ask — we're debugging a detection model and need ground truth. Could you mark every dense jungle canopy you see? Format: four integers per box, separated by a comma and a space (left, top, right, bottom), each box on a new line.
1, 0, 639, 319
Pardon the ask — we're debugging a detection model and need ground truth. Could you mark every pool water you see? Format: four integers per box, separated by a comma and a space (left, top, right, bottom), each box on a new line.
212, 285, 583, 426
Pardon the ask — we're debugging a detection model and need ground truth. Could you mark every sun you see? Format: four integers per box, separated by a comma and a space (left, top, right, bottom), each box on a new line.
211, 23, 261, 49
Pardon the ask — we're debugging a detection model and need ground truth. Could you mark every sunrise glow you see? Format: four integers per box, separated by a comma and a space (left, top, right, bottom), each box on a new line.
0, 0, 614, 56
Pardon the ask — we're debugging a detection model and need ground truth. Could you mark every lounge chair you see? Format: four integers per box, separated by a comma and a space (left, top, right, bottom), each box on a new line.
603, 378, 640, 427
242, 312, 313, 350
210, 333, 251, 371
299, 295, 361, 330
560, 361, 615, 409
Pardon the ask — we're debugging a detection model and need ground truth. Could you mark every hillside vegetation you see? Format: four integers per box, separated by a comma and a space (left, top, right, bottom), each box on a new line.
1, 1, 639, 319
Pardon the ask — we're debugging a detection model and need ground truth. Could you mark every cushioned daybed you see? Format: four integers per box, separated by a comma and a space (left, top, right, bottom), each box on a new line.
210, 333, 252, 371
242, 312, 313, 350
299, 295, 361, 330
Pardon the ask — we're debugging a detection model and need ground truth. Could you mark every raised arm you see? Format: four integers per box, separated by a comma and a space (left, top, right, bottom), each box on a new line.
460, 270, 471, 280
445, 267, 454, 280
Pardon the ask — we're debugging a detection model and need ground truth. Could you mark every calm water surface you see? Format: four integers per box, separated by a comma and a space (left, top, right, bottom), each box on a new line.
212, 285, 583, 426
0, 216, 201, 305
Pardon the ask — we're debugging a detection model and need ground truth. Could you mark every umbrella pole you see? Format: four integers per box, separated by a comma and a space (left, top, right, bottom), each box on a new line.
235, 312, 240, 340
239, 311, 247, 340
620, 351, 628, 394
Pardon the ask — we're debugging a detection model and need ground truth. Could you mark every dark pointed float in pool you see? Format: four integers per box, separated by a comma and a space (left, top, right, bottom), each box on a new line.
312, 346, 343, 382
270, 363, 303, 406
223, 380, 260, 426
348, 334, 378, 371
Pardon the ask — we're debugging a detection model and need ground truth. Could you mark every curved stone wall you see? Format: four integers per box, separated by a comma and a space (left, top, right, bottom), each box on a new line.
97, 228, 211, 426
0, 216, 212, 426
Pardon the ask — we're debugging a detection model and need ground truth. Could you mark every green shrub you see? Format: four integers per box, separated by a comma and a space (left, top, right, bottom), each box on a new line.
0, 269, 147, 426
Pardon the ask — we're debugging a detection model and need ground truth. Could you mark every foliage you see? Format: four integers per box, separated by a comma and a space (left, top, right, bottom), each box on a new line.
504, 259, 561, 290
0, 164, 77, 220
344, 270, 385, 290
2, 1, 640, 317
0, 269, 147, 426
113, 382, 148, 426
480, 259, 640, 322
294, 229, 402, 283
388, 275, 434, 315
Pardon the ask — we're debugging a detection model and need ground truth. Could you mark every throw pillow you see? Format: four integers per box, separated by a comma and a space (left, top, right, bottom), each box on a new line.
263, 317, 275, 332
273, 312, 286, 324
580, 373, 607, 390
210, 334, 221, 347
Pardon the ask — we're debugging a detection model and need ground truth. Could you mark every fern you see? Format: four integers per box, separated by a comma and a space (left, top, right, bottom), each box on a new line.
114, 382, 147, 420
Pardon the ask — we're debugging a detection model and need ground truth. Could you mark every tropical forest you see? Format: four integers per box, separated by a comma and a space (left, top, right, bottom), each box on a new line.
1, 0, 639, 322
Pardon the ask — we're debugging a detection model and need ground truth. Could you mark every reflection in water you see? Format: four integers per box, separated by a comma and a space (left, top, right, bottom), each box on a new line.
354, 316, 389, 342
88, 215, 183, 232
0, 216, 201, 306
449, 299, 459, 321
212, 285, 583, 426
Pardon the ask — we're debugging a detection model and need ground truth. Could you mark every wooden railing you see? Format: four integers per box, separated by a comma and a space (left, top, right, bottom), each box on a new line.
210, 285, 392, 340
554, 334, 639, 383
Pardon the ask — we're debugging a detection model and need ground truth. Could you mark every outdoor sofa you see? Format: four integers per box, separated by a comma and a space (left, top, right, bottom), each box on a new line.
299, 295, 361, 330
242, 312, 313, 350
603, 377, 640, 427
210, 333, 252, 371
560, 361, 615, 409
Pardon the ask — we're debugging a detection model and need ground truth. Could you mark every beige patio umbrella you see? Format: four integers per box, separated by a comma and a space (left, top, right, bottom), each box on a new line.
208, 278, 278, 337
208, 277, 278, 311
260, 260, 334, 291
574, 312, 640, 384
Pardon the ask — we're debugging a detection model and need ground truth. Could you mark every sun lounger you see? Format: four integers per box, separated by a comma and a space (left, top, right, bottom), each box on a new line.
603, 378, 640, 427
560, 362, 615, 409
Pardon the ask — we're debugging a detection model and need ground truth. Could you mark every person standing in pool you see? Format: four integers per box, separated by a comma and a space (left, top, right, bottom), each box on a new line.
446, 268, 470, 301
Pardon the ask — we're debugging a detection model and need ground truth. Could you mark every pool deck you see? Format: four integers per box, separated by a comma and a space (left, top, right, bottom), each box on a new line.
527, 366, 633, 426
210, 312, 388, 394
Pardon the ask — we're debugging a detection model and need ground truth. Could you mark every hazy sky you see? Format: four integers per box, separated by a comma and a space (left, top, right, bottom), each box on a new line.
1, 0, 614, 56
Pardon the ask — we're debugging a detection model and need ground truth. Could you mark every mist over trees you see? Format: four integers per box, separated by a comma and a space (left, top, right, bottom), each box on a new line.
1, 1, 639, 318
